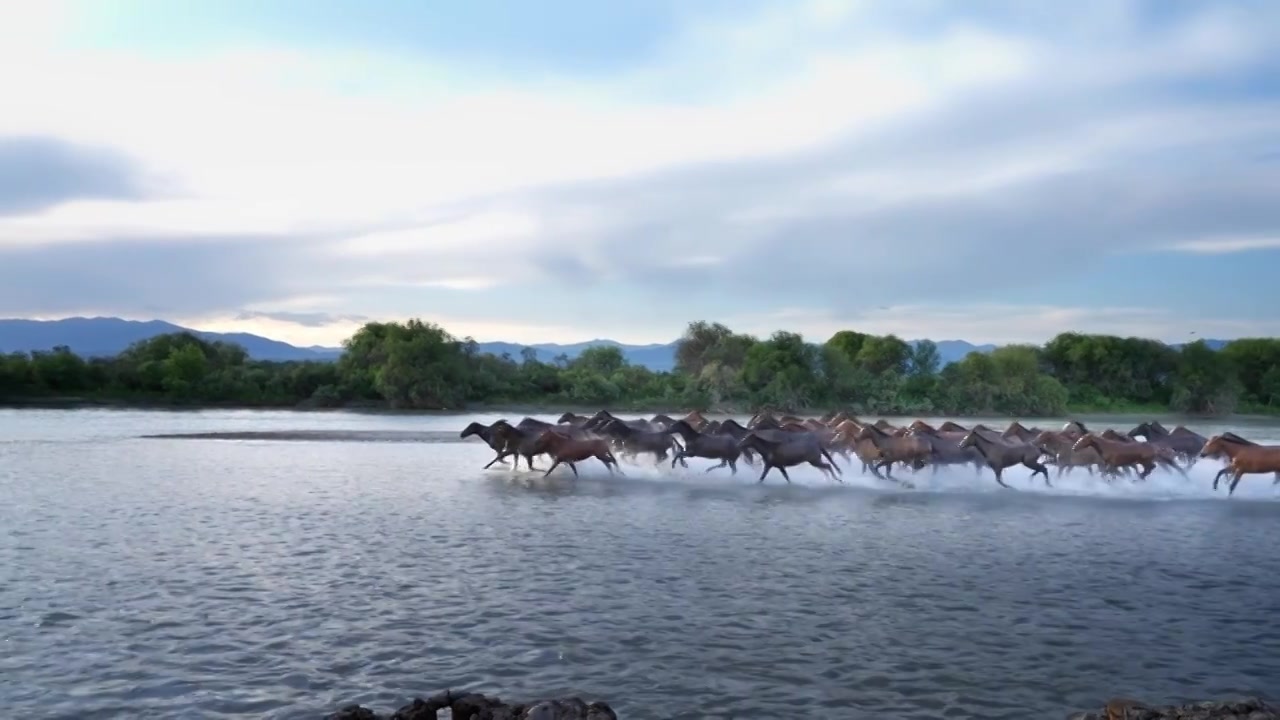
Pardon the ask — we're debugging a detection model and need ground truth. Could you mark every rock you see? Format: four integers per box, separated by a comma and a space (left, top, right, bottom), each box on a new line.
1070, 697, 1279, 720
327, 690, 617, 720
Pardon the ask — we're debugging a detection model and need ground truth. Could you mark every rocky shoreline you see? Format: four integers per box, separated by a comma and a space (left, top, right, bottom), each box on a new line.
1069, 697, 1278, 719
327, 693, 1278, 719
326, 690, 616, 720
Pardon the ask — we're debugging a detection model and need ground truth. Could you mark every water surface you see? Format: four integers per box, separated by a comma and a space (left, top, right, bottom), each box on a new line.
2, 409, 1278, 719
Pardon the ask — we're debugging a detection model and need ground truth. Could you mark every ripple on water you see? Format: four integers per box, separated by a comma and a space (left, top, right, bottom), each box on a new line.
1, 410, 1280, 718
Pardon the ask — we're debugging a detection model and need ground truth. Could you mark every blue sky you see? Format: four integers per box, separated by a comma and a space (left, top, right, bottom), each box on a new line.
0, 0, 1278, 346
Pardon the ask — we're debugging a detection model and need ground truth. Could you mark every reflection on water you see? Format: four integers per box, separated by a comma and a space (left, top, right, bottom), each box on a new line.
1, 409, 1279, 719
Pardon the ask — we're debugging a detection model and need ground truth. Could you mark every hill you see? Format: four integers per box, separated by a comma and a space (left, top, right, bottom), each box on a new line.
0, 316, 1226, 371
0, 317, 341, 362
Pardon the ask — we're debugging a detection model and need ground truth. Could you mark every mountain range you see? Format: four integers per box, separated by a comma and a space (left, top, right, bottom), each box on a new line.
0, 316, 1226, 371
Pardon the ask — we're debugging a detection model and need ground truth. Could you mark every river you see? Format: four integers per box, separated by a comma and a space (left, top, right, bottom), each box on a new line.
2, 408, 1278, 719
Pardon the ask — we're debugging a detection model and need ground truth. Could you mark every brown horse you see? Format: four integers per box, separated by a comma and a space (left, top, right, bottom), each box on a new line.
665, 420, 747, 474
1200, 434, 1280, 494
681, 410, 711, 431
1032, 430, 1113, 479
1001, 421, 1043, 442
958, 430, 1051, 489
1071, 433, 1185, 480
737, 431, 841, 484
532, 430, 622, 478
854, 425, 929, 483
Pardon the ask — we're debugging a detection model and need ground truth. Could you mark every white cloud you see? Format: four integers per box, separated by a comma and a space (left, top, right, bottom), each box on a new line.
1162, 236, 1280, 255
1, 1, 1278, 344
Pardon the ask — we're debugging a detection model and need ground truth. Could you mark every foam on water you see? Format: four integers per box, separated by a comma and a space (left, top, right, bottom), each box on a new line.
486, 451, 1280, 504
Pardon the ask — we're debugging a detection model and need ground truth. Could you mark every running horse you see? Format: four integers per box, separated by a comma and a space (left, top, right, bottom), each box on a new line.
737, 431, 842, 484
1127, 421, 1207, 468
1200, 434, 1280, 493
664, 420, 747, 474
957, 429, 1051, 489
531, 429, 624, 478
460, 420, 514, 469
1071, 433, 1186, 481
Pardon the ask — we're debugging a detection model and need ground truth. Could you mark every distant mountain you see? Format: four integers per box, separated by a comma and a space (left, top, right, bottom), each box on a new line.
925, 339, 998, 367
474, 339, 679, 372
0, 317, 340, 362
0, 316, 1233, 371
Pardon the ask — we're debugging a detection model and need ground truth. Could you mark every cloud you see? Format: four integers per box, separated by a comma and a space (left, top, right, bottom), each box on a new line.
233, 310, 370, 327
0, 136, 148, 216
0, 0, 1278, 346
1161, 236, 1280, 254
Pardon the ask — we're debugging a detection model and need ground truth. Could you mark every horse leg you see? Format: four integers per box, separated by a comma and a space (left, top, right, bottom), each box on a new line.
810, 459, 841, 483
1137, 461, 1154, 480
1162, 453, 1187, 476
1024, 460, 1052, 487
483, 451, 509, 469
1228, 471, 1244, 497
1213, 467, 1228, 490
993, 467, 1011, 489
758, 464, 773, 483
821, 448, 843, 476
1273, 471, 1279, 485
705, 459, 728, 473
728, 458, 738, 475
777, 466, 792, 484
543, 459, 562, 477
876, 460, 894, 480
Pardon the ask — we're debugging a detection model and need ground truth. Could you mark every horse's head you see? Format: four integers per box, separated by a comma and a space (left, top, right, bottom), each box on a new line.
939, 421, 967, 432
556, 412, 578, 424
1126, 422, 1150, 439
1199, 435, 1227, 459
460, 421, 486, 439
909, 420, 934, 433
1071, 433, 1098, 452
957, 431, 980, 449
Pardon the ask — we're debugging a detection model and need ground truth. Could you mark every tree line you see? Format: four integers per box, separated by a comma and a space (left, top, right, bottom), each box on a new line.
1, 319, 1277, 417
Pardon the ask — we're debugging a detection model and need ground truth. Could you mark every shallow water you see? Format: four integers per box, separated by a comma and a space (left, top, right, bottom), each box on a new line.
2, 408, 1279, 719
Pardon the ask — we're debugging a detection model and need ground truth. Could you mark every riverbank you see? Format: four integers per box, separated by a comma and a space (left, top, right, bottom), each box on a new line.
1069, 697, 1277, 719
324, 693, 1276, 720
327, 690, 616, 720
2, 394, 1275, 421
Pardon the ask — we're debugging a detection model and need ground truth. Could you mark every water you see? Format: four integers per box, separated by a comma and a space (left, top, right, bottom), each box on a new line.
2, 409, 1279, 719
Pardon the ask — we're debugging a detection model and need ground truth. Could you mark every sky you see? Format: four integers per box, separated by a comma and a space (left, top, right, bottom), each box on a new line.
1, 0, 1279, 348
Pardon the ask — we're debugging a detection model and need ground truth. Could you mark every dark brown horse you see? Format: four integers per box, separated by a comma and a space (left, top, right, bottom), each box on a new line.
905, 425, 985, 475
460, 420, 514, 469
596, 417, 683, 465
556, 412, 592, 427
957, 430, 1051, 489
486, 420, 567, 471
1127, 421, 1207, 467
532, 429, 622, 478
665, 420, 746, 474
737, 431, 841, 484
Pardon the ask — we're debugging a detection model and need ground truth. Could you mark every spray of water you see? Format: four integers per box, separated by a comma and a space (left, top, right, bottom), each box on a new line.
511, 453, 1280, 503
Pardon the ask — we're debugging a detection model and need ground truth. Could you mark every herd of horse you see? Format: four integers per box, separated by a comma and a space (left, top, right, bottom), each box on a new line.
460, 410, 1280, 496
